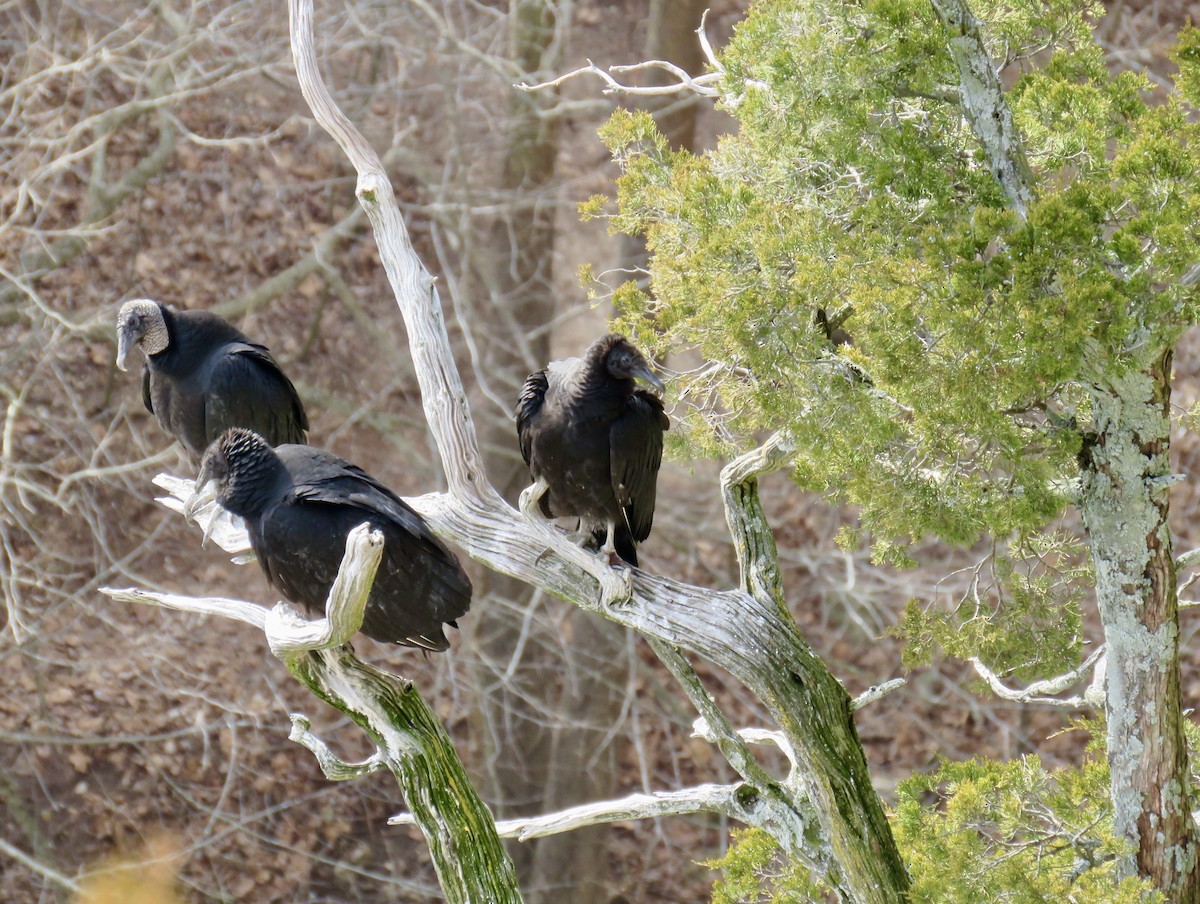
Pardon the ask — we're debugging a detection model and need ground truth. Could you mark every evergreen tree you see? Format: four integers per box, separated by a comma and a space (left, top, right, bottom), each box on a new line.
592, 0, 1200, 896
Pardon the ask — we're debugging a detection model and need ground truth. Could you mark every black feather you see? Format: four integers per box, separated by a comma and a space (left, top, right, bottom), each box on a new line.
125, 302, 308, 462
515, 334, 668, 566
199, 429, 471, 650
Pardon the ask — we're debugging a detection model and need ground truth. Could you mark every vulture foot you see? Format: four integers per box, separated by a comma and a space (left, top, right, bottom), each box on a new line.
596, 562, 633, 609
183, 480, 222, 547
519, 479, 633, 606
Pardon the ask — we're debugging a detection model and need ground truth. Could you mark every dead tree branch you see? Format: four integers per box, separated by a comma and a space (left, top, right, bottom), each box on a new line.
281, 0, 911, 898
970, 647, 1105, 709
102, 523, 524, 904
517, 57, 722, 97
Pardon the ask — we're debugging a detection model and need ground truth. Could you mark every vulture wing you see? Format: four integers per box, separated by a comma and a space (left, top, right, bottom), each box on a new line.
278, 448, 472, 648
609, 390, 669, 544
515, 369, 556, 517
515, 369, 549, 468
140, 362, 154, 416
205, 344, 308, 449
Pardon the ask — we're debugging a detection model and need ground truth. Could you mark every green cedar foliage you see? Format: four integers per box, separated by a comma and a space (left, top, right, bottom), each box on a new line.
707, 751, 1158, 903
588, 0, 1200, 673
897, 528, 1089, 680
592, 0, 1200, 540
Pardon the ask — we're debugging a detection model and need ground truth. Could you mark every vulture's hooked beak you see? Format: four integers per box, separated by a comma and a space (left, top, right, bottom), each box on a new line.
633, 364, 665, 396
115, 325, 137, 372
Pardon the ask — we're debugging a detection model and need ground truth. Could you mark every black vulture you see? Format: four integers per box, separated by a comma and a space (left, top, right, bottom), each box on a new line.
516, 333, 669, 567
196, 429, 471, 651
116, 299, 308, 462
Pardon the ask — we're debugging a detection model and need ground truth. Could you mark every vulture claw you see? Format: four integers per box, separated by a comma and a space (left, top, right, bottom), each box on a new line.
595, 561, 633, 609
183, 482, 215, 522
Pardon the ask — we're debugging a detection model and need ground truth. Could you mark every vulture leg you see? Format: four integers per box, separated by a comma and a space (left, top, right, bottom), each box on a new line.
518, 479, 632, 606
600, 520, 620, 561
518, 477, 553, 525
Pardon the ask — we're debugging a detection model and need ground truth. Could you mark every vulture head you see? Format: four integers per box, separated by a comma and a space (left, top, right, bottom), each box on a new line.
195, 428, 285, 519
600, 334, 664, 394
115, 299, 169, 371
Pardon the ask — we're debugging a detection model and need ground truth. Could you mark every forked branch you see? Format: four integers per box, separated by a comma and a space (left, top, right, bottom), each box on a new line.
516, 10, 729, 99
283, 0, 911, 898
103, 524, 523, 904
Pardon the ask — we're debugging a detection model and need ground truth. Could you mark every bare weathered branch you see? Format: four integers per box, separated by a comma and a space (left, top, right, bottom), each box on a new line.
691, 718, 796, 773
721, 433, 796, 604
288, 715, 386, 780
969, 647, 1104, 709
289, 0, 492, 504
393, 784, 757, 841
517, 57, 722, 97
851, 678, 907, 711
104, 521, 524, 904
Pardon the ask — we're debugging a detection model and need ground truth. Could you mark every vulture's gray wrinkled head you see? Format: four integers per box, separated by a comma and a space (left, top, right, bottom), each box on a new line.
115, 299, 169, 371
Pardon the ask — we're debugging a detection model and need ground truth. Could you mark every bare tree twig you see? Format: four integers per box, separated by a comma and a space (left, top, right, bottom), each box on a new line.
851, 678, 907, 711
517, 57, 722, 97
691, 718, 797, 773
288, 715, 386, 780
969, 646, 1105, 708
0, 837, 80, 895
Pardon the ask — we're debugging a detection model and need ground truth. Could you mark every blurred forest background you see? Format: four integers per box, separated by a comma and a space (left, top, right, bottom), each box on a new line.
3, 0, 1200, 901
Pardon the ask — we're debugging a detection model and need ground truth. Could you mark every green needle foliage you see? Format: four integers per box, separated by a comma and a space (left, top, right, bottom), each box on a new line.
587, 0, 1200, 673
707, 749, 1158, 903
591, 0, 1200, 538
591, 0, 1200, 894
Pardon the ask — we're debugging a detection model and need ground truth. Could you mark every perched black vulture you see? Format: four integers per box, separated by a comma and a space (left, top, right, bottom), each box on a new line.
516, 333, 669, 567
196, 429, 471, 650
116, 299, 308, 462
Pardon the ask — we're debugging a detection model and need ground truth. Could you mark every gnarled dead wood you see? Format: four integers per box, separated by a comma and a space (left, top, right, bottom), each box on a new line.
103, 524, 524, 904
283, 0, 911, 898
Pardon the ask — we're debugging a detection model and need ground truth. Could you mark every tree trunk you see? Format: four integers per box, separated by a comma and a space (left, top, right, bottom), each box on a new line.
1078, 348, 1200, 898
289, 0, 913, 894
